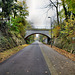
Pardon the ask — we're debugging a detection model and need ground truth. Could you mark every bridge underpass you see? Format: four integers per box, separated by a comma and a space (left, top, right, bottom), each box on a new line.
24, 29, 51, 44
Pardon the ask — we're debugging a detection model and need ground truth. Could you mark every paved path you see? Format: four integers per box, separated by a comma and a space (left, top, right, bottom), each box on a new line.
39, 42, 75, 75
0, 42, 51, 75
0, 42, 75, 75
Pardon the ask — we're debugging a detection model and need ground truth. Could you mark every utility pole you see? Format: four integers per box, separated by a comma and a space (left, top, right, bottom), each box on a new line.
48, 17, 52, 47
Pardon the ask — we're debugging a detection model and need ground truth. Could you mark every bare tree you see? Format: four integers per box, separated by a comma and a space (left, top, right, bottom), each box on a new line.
49, 0, 59, 25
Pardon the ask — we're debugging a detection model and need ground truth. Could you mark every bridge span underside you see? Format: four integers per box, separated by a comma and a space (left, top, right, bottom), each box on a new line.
24, 29, 51, 44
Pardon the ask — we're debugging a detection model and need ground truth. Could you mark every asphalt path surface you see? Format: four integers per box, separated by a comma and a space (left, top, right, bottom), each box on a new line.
0, 42, 51, 75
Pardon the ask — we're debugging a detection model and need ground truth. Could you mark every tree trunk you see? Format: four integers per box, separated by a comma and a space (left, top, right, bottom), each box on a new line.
62, 0, 68, 20
56, 7, 59, 25
56, 0, 59, 25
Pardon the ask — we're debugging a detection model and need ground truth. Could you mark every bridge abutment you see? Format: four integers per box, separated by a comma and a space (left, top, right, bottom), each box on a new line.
47, 37, 51, 44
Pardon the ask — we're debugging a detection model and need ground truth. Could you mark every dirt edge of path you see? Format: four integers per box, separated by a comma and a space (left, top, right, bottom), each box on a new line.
0, 44, 29, 63
47, 45, 75, 61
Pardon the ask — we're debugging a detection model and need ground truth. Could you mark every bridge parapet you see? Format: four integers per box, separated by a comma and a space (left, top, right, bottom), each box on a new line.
26, 28, 50, 31
25, 29, 51, 39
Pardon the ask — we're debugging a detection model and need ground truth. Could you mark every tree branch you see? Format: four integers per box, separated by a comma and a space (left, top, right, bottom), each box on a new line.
49, 0, 57, 8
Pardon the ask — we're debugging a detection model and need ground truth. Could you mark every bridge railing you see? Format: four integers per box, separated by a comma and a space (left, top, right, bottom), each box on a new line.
26, 26, 50, 30
33, 26, 50, 29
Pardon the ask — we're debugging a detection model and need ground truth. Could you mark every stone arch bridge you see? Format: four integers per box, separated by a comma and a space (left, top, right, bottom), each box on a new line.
24, 29, 51, 44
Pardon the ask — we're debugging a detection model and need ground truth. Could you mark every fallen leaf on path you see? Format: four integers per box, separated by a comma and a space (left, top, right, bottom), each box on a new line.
59, 72, 61, 74
66, 62, 68, 63
27, 70, 29, 72
6, 72, 9, 74
45, 71, 48, 74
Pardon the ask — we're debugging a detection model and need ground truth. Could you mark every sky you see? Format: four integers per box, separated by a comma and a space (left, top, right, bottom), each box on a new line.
26, 0, 56, 29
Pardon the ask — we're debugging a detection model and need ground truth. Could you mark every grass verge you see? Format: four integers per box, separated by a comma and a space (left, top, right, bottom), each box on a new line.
0, 44, 29, 63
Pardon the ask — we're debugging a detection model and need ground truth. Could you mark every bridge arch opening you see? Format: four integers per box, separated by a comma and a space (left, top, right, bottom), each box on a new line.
24, 33, 51, 44
25, 33, 50, 39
